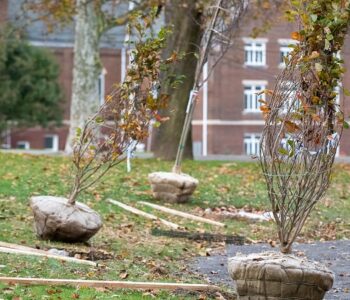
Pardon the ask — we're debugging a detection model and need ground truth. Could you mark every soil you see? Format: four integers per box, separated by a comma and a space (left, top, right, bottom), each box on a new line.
68, 249, 115, 261
191, 240, 350, 300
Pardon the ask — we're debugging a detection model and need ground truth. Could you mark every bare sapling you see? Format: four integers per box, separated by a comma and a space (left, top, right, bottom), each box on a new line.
30, 9, 173, 242
260, 0, 349, 254
149, 0, 246, 203
229, 2, 350, 299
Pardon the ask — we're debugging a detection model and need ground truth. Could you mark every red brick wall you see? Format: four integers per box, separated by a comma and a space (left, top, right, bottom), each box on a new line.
0, 0, 8, 23
10, 47, 122, 151
192, 14, 350, 156
11, 127, 68, 150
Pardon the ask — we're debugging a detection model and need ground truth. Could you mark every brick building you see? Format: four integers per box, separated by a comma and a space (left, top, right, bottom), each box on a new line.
2, 1, 350, 156
192, 17, 350, 157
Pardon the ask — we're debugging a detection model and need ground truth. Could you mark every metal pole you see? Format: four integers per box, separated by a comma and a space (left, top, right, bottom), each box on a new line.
172, 0, 223, 173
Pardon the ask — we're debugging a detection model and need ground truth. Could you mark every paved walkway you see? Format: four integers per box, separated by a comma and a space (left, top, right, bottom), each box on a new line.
191, 240, 350, 300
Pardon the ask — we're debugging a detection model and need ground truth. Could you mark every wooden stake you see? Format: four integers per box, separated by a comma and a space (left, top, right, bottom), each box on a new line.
0, 247, 97, 267
0, 241, 49, 254
139, 201, 226, 227
107, 199, 182, 230
0, 277, 220, 292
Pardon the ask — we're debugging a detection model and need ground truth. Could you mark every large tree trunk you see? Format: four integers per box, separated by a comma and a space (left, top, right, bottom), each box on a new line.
65, 0, 102, 153
153, 0, 202, 160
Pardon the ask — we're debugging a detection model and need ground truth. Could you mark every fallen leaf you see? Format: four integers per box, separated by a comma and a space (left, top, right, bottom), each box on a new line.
268, 240, 276, 247
119, 271, 129, 279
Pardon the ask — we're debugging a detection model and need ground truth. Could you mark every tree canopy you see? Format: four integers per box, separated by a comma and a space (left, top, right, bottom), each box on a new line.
0, 27, 63, 132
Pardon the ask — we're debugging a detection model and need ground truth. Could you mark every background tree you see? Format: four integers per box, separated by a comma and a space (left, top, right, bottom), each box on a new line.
153, 0, 288, 160
24, 0, 161, 152
0, 25, 62, 141
153, 0, 202, 160
24, 0, 287, 158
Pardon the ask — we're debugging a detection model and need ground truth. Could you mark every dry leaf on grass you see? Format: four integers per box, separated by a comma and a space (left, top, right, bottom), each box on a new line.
119, 271, 129, 279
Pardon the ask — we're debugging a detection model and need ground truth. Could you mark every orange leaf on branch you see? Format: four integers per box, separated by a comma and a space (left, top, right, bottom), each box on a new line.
256, 89, 274, 96
284, 120, 300, 133
260, 105, 271, 113
311, 114, 321, 122
308, 51, 320, 59
291, 31, 302, 41
155, 114, 170, 123
165, 51, 178, 64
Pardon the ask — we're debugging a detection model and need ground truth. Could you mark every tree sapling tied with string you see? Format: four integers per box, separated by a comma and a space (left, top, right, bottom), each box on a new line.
149, 0, 246, 203
228, 1, 350, 299
30, 10, 173, 242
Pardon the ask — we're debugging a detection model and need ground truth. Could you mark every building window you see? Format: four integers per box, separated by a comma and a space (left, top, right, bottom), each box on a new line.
136, 143, 145, 152
44, 135, 59, 152
278, 39, 297, 68
280, 81, 298, 112
244, 134, 261, 155
242, 80, 267, 112
243, 38, 267, 66
334, 85, 341, 104
98, 68, 107, 105
279, 46, 292, 66
16, 141, 30, 150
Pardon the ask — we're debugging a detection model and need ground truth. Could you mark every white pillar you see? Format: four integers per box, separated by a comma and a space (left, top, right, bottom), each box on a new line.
202, 62, 208, 156
121, 47, 126, 81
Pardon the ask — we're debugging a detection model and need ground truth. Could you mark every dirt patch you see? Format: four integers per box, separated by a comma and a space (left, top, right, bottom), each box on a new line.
151, 228, 245, 244
68, 249, 114, 261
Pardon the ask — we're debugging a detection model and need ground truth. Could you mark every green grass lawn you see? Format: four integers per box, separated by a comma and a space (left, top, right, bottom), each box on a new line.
0, 153, 349, 299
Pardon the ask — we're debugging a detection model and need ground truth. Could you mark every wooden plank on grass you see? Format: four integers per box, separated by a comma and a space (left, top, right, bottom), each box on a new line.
0, 241, 48, 255
0, 247, 97, 266
107, 199, 181, 230
139, 201, 226, 227
0, 277, 220, 292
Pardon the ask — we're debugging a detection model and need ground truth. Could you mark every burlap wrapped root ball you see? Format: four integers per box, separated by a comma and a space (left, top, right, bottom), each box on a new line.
228, 252, 334, 300
30, 196, 102, 243
148, 172, 198, 203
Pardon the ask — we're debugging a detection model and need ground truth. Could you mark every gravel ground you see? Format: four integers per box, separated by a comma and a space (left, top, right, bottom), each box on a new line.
191, 240, 350, 300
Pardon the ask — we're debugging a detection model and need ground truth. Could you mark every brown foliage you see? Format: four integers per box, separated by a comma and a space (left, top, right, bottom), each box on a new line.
68, 12, 171, 204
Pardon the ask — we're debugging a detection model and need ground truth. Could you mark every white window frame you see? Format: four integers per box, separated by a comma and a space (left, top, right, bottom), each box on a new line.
243, 38, 267, 67
16, 141, 30, 150
280, 81, 298, 113
44, 134, 59, 152
244, 134, 261, 156
98, 68, 107, 105
334, 84, 341, 104
335, 51, 342, 60
278, 39, 297, 68
135, 143, 145, 152
242, 80, 268, 113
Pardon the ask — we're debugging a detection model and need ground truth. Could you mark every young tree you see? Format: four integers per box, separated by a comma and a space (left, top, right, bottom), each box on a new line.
30, 10, 174, 242
261, 0, 350, 253
0, 25, 62, 140
229, 2, 349, 299
149, 0, 246, 203
260, 0, 350, 254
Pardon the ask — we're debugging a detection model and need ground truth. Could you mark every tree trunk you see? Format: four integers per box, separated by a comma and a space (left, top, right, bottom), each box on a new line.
153, 0, 202, 160
65, 0, 102, 153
